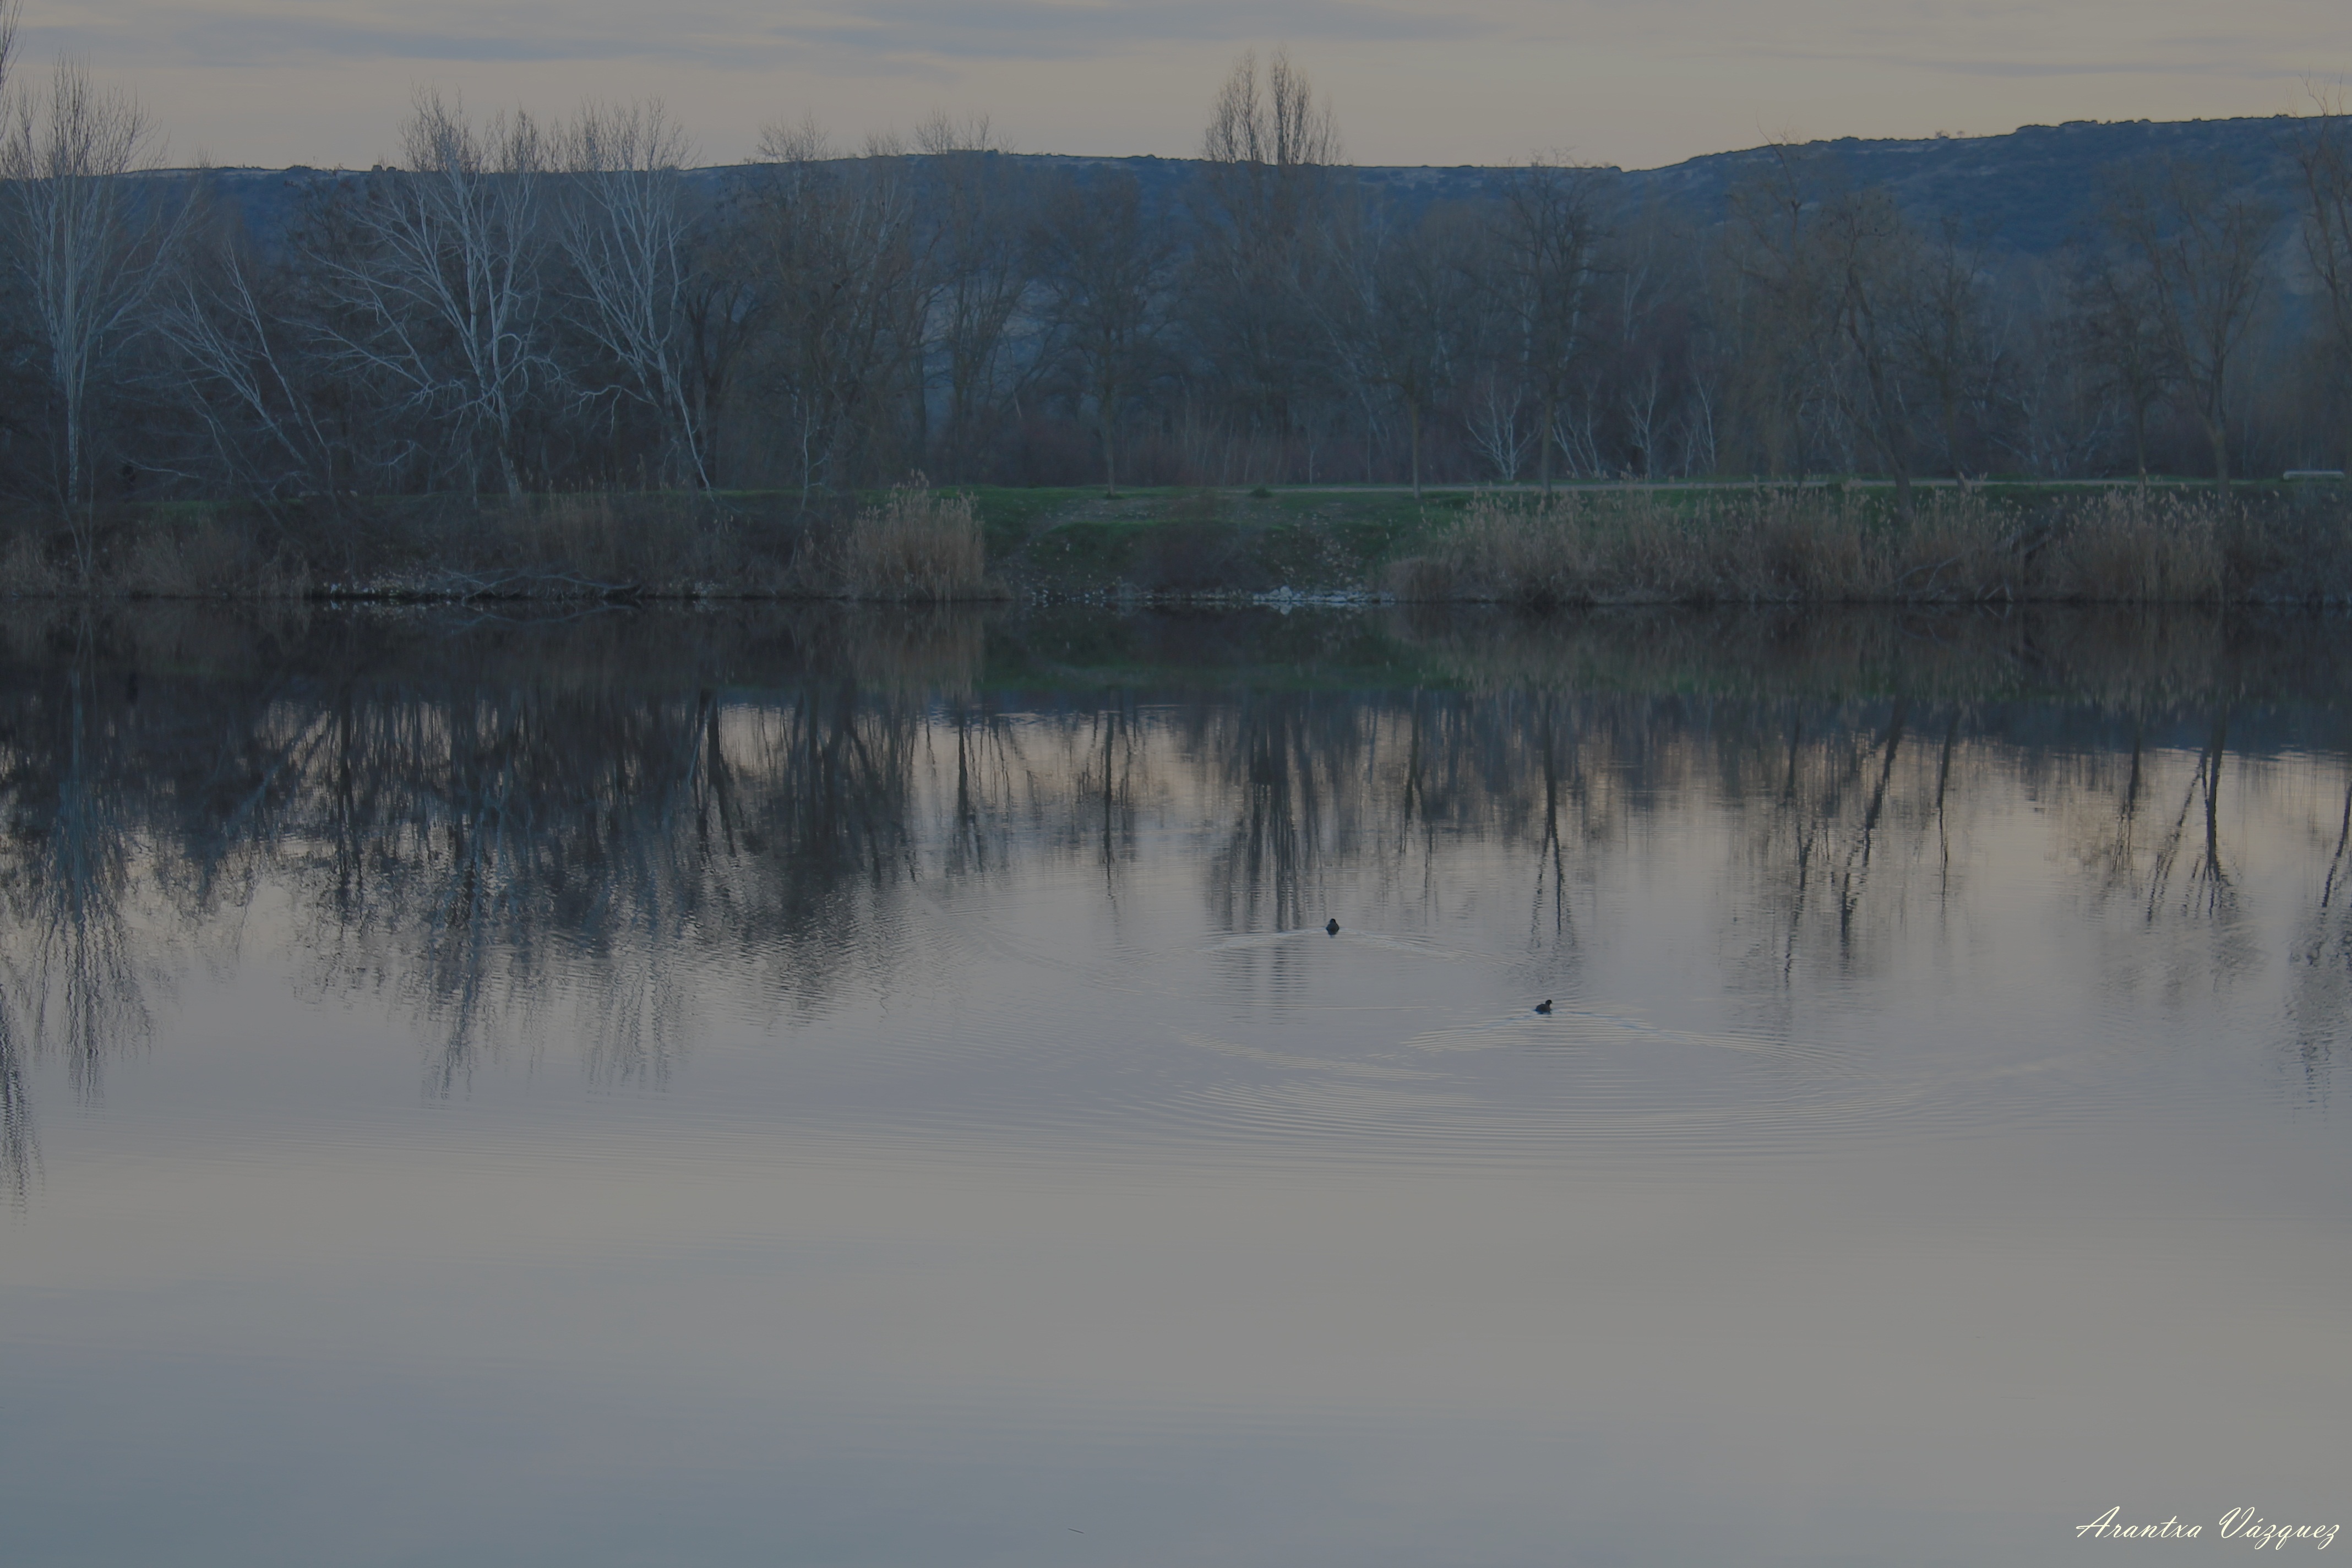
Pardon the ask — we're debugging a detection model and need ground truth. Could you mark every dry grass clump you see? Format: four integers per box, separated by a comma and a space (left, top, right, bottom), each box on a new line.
0, 527, 65, 596
6, 492, 807, 600
507, 492, 641, 584
285, 491, 810, 598
1394, 488, 1891, 603
484, 491, 793, 595
1388, 486, 2322, 606
118, 515, 313, 598
2, 487, 993, 601
840, 480, 997, 602
1384, 553, 1460, 602
2037, 490, 2223, 601
0, 508, 313, 598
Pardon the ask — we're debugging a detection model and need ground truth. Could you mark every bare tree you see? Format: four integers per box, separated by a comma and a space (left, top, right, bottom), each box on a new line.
1492, 156, 1604, 492
306, 92, 554, 496
912, 112, 1042, 483
1462, 366, 1534, 482
0, 26, 2335, 509
1320, 199, 1471, 498
161, 206, 344, 499
1187, 49, 1345, 476
1202, 48, 1340, 170
1033, 171, 1168, 494
2102, 155, 2277, 493
1991, 257, 2113, 480
1, 58, 189, 571
556, 100, 709, 487
1898, 219, 2003, 478
1816, 188, 1924, 510
2295, 99, 2352, 466
1596, 202, 1703, 480
1732, 153, 1924, 510
744, 119, 926, 496
2072, 251, 2174, 481
1706, 195, 1814, 478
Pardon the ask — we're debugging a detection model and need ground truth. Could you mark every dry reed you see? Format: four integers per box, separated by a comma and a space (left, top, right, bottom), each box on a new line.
4, 491, 807, 599
117, 516, 312, 598
0, 528, 64, 596
839, 481, 998, 602
1387, 487, 2345, 606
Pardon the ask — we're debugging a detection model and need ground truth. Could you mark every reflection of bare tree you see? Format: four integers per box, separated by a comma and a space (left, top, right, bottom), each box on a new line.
2081, 714, 2150, 896
0, 619, 158, 1197
1067, 695, 1144, 900
1203, 695, 1350, 935
0, 627, 153, 1097
1526, 694, 1583, 951
2287, 777, 2352, 1104
0, 987, 33, 1204
297, 666, 938, 1092
2136, 715, 2234, 922
940, 694, 1028, 882
32, 734, 149, 1093
1735, 704, 1920, 991
2320, 780, 2352, 916
0, 606, 979, 1104
0, 601, 2344, 1152
1835, 702, 1907, 947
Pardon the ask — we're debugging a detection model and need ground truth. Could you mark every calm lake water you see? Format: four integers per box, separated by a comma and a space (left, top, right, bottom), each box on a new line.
2, 604, 2347, 1567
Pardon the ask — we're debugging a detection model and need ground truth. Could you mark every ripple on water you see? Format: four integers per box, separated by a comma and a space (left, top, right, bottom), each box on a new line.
694, 878, 2184, 1176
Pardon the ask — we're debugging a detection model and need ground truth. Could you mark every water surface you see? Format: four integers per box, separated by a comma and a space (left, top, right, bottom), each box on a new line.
2, 605, 2347, 1566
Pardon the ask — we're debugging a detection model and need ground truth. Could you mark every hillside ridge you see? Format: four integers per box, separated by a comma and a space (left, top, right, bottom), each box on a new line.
193, 113, 2314, 257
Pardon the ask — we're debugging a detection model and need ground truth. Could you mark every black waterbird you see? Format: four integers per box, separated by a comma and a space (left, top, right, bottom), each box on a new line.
1534, 999, 1553, 1014
1325, 918, 1340, 935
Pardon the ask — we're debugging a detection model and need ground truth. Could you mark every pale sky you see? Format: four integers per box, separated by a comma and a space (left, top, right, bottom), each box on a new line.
14, 0, 2348, 171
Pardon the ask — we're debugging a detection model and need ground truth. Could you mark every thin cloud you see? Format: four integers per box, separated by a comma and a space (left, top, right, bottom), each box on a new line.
1717, 39, 2322, 84
25, 0, 1473, 70
772, 0, 1470, 59
15, 0, 2345, 170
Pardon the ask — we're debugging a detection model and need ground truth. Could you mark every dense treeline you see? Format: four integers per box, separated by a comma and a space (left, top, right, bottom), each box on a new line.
2, 15, 2349, 565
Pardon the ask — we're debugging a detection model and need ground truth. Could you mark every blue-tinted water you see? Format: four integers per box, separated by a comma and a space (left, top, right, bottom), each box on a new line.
2, 605, 2346, 1566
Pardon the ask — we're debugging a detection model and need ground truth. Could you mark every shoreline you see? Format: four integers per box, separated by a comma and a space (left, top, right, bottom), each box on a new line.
3, 480, 2348, 607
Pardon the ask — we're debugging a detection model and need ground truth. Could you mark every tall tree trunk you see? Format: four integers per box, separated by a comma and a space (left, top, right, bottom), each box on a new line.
1408, 401, 1422, 499
1101, 391, 1117, 495
1538, 390, 1554, 496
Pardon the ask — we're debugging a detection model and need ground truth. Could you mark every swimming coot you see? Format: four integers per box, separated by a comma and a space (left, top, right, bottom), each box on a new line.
1534, 999, 1553, 1014
1325, 918, 1340, 936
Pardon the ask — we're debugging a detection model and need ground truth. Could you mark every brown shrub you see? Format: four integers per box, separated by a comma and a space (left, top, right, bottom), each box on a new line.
508, 492, 639, 584
2042, 490, 2223, 602
1390, 486, 2297, 606
1384, 553, 1459, 601
840, 480, 997, 601
0, 527, 64, 596
118, 515, 311, 598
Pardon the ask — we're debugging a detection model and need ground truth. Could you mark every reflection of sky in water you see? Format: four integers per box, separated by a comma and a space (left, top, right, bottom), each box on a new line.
1, 607, 2348, 1566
